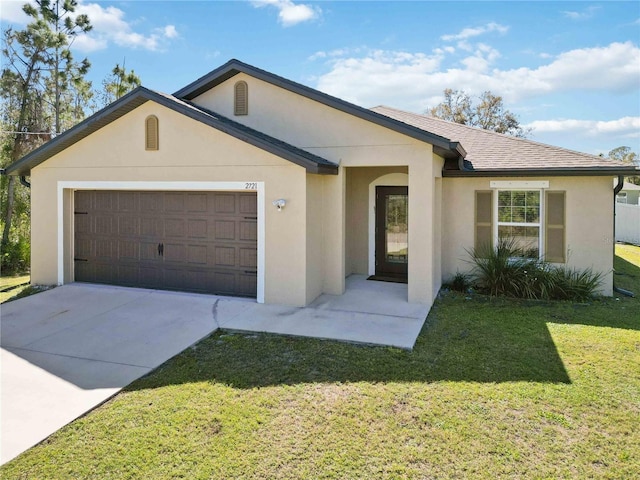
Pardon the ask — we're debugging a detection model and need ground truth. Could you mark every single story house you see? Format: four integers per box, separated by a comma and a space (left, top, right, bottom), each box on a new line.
5, 59, 638, 308
616, 181, 640, 205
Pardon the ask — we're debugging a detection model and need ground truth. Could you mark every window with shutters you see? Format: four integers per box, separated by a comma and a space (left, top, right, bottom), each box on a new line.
234, 81, 248, 116
496, 190, 541, 258
475, 188, 566, 262
145, 115, 159, 150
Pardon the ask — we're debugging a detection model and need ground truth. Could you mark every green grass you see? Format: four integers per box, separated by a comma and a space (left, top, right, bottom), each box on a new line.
0, 274, 31, 303
2, 246, 639, 479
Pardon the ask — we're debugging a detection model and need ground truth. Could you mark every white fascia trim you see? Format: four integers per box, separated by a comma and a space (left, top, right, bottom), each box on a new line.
57, 181, 266, 304
490, 180, 549, 189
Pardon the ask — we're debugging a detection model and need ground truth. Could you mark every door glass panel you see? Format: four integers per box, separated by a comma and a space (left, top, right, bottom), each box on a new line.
385, 194, 408, 264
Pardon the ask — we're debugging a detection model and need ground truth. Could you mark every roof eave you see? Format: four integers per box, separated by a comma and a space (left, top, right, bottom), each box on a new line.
4, 87, 152, 177
5, 85, 338, 176
442, 167, 640, 178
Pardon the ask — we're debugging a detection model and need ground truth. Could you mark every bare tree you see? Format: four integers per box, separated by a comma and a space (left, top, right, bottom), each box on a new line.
430, 89, 530, 138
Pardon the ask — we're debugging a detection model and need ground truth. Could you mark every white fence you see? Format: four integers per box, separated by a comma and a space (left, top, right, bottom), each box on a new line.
616, 203, 640, 245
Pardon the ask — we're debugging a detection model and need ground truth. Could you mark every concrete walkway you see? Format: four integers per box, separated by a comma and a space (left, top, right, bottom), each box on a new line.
1, 277, 428, 464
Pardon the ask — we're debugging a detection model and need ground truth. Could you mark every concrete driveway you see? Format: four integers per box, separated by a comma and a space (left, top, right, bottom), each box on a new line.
0, 283, 251, 464
1, 277, 428, 464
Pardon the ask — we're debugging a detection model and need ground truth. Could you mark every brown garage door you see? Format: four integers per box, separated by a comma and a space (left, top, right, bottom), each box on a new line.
74, 190, 257, 297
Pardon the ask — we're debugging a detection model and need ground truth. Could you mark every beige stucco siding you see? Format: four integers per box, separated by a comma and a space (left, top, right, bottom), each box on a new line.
442, 176, 614, 295
305, 174, 324, 304
191, 73, 432, 168
30, 100, 314, 306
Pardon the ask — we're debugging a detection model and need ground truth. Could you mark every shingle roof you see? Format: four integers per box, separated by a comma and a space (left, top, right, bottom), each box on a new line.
4, 87, 338, 176
371, 105, 638, 177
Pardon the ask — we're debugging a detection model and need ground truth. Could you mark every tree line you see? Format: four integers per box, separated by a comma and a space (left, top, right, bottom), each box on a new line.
1, 0, 141, 274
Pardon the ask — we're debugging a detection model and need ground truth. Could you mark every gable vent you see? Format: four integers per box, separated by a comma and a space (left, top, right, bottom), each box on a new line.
145, 115, 159, 151
234, 81, 248, 116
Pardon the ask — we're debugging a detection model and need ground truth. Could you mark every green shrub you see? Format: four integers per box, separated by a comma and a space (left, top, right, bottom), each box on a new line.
1, 238, 30, 275
448, 271, 472, 292
469, 238, 602, 301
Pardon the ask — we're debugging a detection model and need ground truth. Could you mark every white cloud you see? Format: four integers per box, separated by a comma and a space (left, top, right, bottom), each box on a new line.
441, 22, 509, 41
314, 42, 640, 111
308, 47, 362, 62
315, 50, 445, 110
162, 25, 179, 39
562, 6, 600, 20
0, 1, 178, 52
525, 117, 640, 137
252, 0, 321, 27
74, 3, 179, 51
0, 0, 33, 23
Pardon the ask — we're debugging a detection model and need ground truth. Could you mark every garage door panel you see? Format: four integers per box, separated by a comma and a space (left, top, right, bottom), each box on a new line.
239, 194, 257, 214
164, 243, 186, 263
187, 219, 207, 238
187, 245, 208, 265
75, 191, 257, 297
214, 194, 236, 214
214, 220, 235, 240
238, 273, 257, 297
140, 266, 162, 287
95, 239, 114, 259
95, 191, 114, 210
214, 246, 236, 267
165, 218, 186, 237
186, 193, 207, 212
141, 192, 162, 212
75, 215, 91, 234
140, 242, 160, 261
117, 265, 138, 285
118, 240, 139, 260
239, 221, 257, 242
164, 193, 185, 212
239, 247, 257, 269
141, 218, 162, 237
118, 217, 138, 235
117, 192, 137, 212
95, 216, 115, 235
93, 262, 115, 283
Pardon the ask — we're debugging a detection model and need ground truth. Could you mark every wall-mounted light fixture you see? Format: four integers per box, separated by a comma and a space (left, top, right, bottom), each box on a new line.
272, 198, 286, 211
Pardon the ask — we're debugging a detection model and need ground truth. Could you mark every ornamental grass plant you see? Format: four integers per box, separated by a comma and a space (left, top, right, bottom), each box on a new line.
469, 238, 603, 300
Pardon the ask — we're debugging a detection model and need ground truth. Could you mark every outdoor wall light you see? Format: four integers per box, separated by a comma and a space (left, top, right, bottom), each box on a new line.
272, 199, 286, 211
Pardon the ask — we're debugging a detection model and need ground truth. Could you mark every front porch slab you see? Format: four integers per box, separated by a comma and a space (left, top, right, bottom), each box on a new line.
220, 275, 430, 349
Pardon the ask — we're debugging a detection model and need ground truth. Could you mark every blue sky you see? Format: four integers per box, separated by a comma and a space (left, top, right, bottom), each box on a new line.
2, 0, 639, 155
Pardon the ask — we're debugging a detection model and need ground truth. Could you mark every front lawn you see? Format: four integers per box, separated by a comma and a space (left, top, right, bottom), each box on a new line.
0, 274, 30, 303
2, 246, 639, 479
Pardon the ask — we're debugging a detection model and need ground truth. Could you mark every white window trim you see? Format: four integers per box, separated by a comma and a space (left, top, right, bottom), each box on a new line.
57, 181, 265, 303
493, 188, 544, 259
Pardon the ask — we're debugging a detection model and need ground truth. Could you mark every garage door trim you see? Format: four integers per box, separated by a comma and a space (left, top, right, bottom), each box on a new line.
58, 181, 265, 303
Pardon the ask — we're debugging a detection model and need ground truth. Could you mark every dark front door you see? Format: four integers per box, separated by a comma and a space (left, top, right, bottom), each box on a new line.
375, 186, 408, 281
74, 190, 258, 297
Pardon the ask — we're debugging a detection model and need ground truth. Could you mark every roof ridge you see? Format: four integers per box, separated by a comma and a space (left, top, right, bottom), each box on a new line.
371, 105, 624, 165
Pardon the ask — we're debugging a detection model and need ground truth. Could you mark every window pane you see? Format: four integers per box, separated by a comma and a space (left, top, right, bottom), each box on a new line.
386, 194, 408, 264
498, 225, 539, 258
525, 206, 540, 223
512, 191, 526, 206
498, 206, 511, 222
512, 207, 526, 223
498, 191, 511, 206
526, 191, 540, 207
